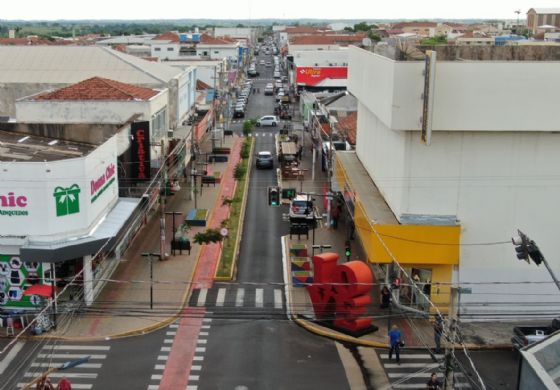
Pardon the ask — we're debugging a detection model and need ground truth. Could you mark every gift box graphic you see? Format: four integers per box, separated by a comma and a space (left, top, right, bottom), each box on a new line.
53, 184, 81, 217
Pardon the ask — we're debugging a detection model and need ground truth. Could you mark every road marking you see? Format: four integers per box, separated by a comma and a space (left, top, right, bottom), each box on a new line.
43, 345, 110, 351
195, 347, 206, 353
154, 364, 165, 370
203, 318, 212, 323
197, 339, 207, 344
201, 325, 211, 329
274, 289, 283, 309
186, 386, 198, 390
147, 386, 159, 390
193, 356, 204, 361
151, 374, 162, 380
37, 353, 107, 359
166, 331, 176, 336
199, 331, 209, 336
384, 362, 439, 369
236, 288, 245, 307
255, 288, 264, 308
157, 355, 169, 361
169, 324, 178, 328
191, 365, 202, 371
197, 289, 208, 307
18, 384, 91, 389
216, 288, 226, 307
189, 375, 200, 381
0, 341, 24, 375
31, 362, 102, 369
161, 347, 171, 352
24, 372, 97, 379
164, 339, 173, 344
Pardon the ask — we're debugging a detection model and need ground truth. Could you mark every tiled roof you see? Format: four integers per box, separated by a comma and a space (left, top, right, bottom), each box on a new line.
393, 22, 438, 29
153, 32, 180, 42
0, 37, 57, 45
199, 33, 237, 45
196, 79, 212, 90
34, 76, 159, 101
285, 26, 328, 34
290, 34, 365, 45
337, 112, 357, 145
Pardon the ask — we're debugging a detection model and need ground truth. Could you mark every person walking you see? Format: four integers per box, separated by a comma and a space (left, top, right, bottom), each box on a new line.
380, 285, 391, 309
426, 372, 442, 389
331, 203, 340, 229
388, 324, 402, 364
433, 315, 444, 354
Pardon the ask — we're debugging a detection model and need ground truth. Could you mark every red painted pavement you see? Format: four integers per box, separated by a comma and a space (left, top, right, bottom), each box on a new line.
158, 307, 205, 390
161, 137, 243, 388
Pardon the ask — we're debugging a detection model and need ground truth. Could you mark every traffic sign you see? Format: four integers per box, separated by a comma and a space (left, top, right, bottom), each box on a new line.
220, 228, 229, 237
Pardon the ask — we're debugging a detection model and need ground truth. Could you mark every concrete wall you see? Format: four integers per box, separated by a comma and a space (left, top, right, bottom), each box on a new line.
289, 44, 342, 52
0, 83, 66, 118
350, 45, 560, 318
292, 50, 349, 67
348, 46, 560, 132
15, 91, 168, 125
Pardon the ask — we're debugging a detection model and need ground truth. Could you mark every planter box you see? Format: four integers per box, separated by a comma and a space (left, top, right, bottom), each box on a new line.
224, 130, 234, 136
212, 147, 231, 155
202, 171, 222, 186
185, 208, 209, 227
208, 154, 228, 163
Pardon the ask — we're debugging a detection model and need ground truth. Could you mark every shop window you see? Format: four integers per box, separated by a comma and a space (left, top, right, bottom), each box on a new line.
151, 108, 168, 140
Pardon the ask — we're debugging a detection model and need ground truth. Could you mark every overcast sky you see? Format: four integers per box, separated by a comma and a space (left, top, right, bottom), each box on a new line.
1, 0, 556, 21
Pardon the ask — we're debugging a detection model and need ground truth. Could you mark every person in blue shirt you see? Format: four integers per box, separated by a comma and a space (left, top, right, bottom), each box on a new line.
388, 324, 402, 363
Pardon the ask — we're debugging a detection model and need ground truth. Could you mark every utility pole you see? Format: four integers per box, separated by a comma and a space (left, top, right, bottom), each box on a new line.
165, 212, 182, 256
141, 252, 160, 310
444, 287, 459, 390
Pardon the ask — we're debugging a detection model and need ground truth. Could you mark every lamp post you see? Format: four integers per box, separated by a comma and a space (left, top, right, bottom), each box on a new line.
165, 211, 182, 256
141, 252, 160, 310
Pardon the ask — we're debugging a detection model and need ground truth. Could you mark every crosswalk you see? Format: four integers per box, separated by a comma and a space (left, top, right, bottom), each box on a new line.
252, 132, 276, 137
189, 286, 285, 318
18, 343, 110, 389
378, 351, 472, 389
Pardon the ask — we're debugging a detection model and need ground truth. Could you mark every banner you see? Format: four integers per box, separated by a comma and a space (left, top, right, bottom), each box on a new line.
295, 66, 348, 87
130, 121, 151, 180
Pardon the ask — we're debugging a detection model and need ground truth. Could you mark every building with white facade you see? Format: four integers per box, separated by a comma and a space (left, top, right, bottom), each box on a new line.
341, 44, 560, 320
150, 32, 240, 64
290, 50, 349, 90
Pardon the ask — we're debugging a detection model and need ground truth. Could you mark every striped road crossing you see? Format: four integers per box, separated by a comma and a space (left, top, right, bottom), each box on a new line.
18, 344, 110, 389
378, 351, 472, 389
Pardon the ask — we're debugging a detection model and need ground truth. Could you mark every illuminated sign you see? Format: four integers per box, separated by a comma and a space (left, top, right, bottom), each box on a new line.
131, 121, 151, 180
295, 66, 348, 87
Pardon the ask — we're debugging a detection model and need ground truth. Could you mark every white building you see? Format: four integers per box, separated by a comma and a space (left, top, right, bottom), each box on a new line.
291, 50, 349, 90
150, 32, 240, 64
343, 45, 560, 320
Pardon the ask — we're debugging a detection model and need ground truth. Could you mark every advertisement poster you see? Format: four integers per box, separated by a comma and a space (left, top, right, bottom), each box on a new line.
0, 255, 46, 308
295, 66, 348, 87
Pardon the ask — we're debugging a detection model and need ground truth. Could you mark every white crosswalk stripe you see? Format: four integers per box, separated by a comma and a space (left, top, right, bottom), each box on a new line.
190, 286, 284, 312
379, 350, 471, 389
19, 344, 110, 389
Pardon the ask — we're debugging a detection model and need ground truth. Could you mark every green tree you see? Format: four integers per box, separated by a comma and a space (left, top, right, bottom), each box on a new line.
420, 35, 448, 45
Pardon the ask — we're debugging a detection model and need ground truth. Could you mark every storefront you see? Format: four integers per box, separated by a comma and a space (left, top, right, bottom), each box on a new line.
0, 132, 141, 310
334, 152, 461, 314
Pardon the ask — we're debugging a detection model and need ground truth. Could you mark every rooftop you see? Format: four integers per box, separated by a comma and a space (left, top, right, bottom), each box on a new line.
33, 77, 159, 101
0, 130, 95, 162
290, 34, 365, 46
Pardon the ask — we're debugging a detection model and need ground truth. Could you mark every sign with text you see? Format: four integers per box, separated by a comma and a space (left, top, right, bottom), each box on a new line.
295, 66, 348, 87
130, 121, 151, 180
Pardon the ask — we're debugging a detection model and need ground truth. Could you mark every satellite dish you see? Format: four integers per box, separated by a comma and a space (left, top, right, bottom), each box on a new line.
362, 38, 372, 47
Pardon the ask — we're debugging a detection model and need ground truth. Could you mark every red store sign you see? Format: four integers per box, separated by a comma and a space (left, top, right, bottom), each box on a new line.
295, 66, 348, 87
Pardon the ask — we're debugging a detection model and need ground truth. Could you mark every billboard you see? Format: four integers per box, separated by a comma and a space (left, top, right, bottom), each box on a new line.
130, 121, 151, 180
295, 66, 348, 87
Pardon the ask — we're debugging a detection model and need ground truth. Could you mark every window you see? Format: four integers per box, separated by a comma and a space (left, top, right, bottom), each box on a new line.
151, 108, 167, 140
167, 47, 174, 51
214, 51, 219, 54
155, 47, 161, 51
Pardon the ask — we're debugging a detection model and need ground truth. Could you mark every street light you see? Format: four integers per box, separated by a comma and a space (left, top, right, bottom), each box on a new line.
141, 252, 160, 310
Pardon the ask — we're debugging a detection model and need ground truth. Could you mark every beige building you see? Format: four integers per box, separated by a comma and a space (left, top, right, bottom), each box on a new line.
527, 8, 560, 34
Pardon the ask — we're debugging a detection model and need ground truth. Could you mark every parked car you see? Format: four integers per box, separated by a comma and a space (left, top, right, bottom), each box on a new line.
233, 107, 245, 118
259, 60, 266, 65
248, 69, 259, 77
256, 115, 278, 127
265, 61, 272, 67
256, 151, 274, 169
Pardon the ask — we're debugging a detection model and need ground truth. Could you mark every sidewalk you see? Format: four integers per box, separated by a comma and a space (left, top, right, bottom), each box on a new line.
48, 134, 243, 340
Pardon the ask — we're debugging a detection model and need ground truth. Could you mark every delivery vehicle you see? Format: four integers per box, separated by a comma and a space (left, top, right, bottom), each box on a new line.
511, 324, 556, 350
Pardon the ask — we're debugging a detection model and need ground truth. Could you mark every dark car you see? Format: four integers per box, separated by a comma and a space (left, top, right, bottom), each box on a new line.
256, 151, 274, 169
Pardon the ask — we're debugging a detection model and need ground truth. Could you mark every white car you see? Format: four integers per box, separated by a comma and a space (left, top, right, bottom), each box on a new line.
256, 115, 278, 127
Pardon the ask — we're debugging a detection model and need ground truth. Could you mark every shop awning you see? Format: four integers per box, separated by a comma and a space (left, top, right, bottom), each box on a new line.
23, 284, 56, 297
19, 197, 142, 263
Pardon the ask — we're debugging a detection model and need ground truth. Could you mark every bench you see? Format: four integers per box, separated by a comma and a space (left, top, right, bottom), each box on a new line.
201, 167, 221, 186
208, 154, 228, 163
212, 147, 231, 155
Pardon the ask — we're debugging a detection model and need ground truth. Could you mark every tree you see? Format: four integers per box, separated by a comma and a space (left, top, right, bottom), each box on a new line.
420, 35, 448, 45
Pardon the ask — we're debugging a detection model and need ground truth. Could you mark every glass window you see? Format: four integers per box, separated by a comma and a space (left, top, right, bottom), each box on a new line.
151, 108, 167, 140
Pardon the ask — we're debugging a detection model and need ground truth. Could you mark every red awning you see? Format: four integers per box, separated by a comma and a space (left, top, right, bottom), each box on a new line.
23, 284, 56, 297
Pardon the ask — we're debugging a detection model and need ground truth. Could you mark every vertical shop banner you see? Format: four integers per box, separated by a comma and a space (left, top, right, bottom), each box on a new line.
131, 121, 151, 180
0, 255, 45, 308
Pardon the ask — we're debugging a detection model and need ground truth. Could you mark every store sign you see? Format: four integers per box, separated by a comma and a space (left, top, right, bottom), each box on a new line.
0, 192, 29, 217
131, 121, 151, 180
296, 66, 348, 87
53, 184, 81, 217
91, 163, 116, 203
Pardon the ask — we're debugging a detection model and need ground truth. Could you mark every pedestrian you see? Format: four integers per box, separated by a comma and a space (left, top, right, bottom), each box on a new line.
57, 377, 72, 390
380, 285, 391, 309
388, 324, 402, 364
426, 372, 442, 390
36, 376, 54, 390
331, 203, 340, 229
434, 315, 444, 354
